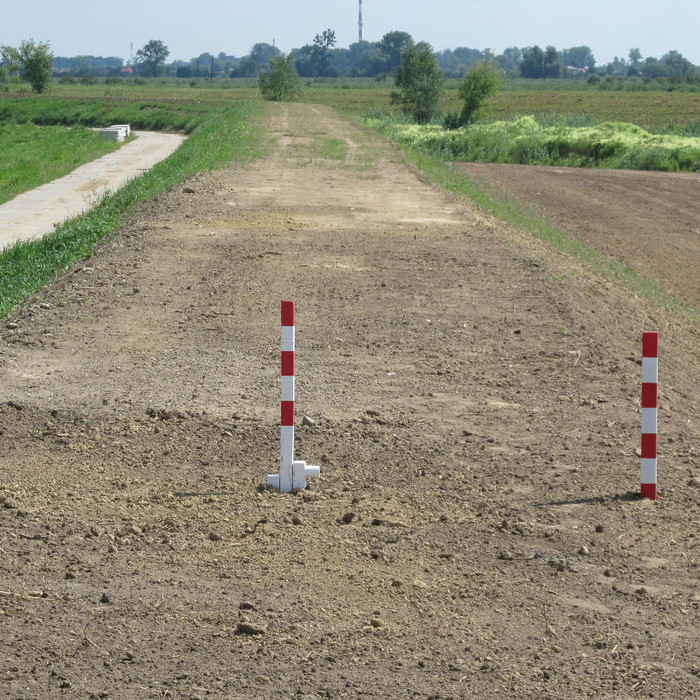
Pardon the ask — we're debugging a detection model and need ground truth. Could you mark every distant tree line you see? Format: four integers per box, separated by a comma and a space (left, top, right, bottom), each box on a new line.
53, 55, 124, 76
3, 34, 698, 87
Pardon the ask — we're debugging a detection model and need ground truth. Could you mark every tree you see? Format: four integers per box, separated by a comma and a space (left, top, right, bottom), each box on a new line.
312, 28, 336, 76
661, 50, 694, 77
627, 48, 643, 76
445, 60, 502, 128
436, 46, 484, 78
628, 48, 642, 67
519, 46, 544, 79
345, 41, 380, 76
544, 46, 564, 78
258, 53, 303, 102
294, 29, 337, 77
237, 43, 281, 77
496, 47, 522, 75
562, 46, 595, 69
640, 57, 669, 79
135, 39, 169, 77
377, 31, 414, 73
1, 40, 53, 93
392, 41, 445, 124
520, 45, 563, 80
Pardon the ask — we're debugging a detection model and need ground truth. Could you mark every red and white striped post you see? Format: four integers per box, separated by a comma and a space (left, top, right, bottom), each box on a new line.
641, 331, 658, 500
267, 301, 320, 493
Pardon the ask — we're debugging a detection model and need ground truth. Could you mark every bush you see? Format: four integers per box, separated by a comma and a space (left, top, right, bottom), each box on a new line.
392, 42, 444, 124
258, 54, 303, 102
445, 61, 502, 129
1, 39, 54, 93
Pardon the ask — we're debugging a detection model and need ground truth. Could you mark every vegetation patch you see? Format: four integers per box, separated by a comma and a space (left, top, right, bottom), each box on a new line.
317, 137, 349, 160
0, 99, 263, 319
0, 122, 123, 204
0, 96, 222, 133
377, 116, 700, 171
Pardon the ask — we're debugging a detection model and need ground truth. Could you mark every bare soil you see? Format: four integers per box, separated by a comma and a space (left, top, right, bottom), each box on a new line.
1, 103, 700, 699
457, 163, 700, 309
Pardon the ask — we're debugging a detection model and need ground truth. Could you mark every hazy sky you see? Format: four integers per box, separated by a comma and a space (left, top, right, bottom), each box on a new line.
4, 0, 699, 66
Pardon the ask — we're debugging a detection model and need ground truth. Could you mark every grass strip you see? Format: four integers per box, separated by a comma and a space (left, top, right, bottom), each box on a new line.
0, 100, 264, 319
384, 117, 700, 172
0, 96, 224, 133
0, 123, 123, 204
399, 142, 698, 322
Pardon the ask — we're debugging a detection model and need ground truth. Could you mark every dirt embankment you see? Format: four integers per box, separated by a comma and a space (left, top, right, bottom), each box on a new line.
1, 104, 699, 699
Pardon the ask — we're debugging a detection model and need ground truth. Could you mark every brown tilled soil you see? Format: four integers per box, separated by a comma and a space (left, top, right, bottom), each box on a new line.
457, 162, 700, 309
1, 103, 700, 700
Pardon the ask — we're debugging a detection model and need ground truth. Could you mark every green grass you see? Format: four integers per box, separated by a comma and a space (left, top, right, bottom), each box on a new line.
287, 82, 700, 132
0, 122, 123, 204
485, 90, 700, 132
9, 78, 698, 130
381, 116, 700, 172
391, 141, 698, 321
2, 80, 697, 320
316, 137, 350, 160
0, 95, 228, 133
0, 99, 264, 319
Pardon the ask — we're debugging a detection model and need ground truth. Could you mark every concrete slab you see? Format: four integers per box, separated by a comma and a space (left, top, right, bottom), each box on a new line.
0, 131, 186, 250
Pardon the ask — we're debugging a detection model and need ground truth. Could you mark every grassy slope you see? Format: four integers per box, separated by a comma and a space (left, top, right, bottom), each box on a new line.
0, 99, 264, 319
0, 123, 122, 204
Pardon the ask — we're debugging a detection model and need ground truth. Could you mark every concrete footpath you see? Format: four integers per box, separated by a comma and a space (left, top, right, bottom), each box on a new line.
0, 131, 186, 249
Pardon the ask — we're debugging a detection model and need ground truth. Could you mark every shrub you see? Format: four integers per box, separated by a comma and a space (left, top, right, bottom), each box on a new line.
392, 42, 444, 124
258, 54, 303, 102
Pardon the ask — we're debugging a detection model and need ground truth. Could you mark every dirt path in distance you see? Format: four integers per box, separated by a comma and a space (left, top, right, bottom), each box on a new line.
1, 104, 700, 699
458, 162, 700, 308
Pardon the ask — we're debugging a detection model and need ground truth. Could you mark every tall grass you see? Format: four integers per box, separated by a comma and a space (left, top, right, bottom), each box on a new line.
0, 100, 263, 319
378, 116, 700, 172
0, 122, 122, 204
0, 96, 223, 133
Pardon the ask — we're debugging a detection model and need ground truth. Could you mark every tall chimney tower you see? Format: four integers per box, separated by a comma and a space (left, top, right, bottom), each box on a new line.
359, 0, 363, 42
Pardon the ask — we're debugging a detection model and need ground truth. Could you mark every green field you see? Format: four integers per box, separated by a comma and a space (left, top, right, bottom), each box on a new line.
0, 122, 122, 204
8, 78, 698, 130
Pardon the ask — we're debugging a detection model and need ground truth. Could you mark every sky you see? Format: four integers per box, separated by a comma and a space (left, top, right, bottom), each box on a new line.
3, 0, 699, 66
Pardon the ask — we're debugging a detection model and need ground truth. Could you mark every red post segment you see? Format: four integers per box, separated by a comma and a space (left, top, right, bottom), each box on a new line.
281, 351, 295, 377
642, 332, 658, 358
640, 483, 657, 500
281, 401, 295, 427
281, 301, 296, 327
